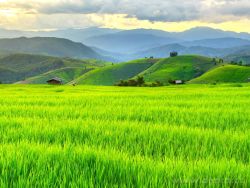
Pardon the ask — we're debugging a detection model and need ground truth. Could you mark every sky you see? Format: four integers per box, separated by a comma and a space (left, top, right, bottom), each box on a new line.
0, 0, 250, 33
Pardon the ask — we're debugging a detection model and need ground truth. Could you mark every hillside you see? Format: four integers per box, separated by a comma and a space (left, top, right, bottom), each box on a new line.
139, 55, 218, 84
130, 44, 231, 60
0, 37, 110, 61
226, 55, 250, 65
0, 54, 103, 83
225, 48, 250, 65
190, 65, 250, 84
73, 59, 159, 85
19, 67, 94, 84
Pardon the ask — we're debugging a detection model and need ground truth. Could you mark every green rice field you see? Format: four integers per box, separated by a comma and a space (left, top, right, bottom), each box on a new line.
0, 84, 249, 187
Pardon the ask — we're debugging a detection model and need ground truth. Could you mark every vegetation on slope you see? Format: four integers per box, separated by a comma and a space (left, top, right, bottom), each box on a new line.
0, 54, 103, 83
190, 65, 250, 83
139, 55, 219, 84
227, 55, 250, 65
0, 85, 249, 186
20, 67, 93, 84
0, 37, 108, 60
74, 59, 159, 85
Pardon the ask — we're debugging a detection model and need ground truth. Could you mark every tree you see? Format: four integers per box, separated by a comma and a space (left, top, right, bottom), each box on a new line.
116, 80, 128, 86
136, 76, 145, 86
219, 59, 224, 64
170, 52, 178, 57
168, 79, 175, 84
128, 79, 137, 86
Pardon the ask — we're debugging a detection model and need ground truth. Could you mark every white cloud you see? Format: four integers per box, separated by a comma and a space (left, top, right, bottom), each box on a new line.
0, 0, 249, 30
1, 0, 250, 22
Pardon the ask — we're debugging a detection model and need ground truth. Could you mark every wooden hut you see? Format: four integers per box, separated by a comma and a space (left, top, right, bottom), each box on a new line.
47, 77, 63, 85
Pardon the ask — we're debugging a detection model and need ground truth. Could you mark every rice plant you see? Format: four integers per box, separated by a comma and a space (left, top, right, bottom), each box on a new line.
0, 84, 249, 187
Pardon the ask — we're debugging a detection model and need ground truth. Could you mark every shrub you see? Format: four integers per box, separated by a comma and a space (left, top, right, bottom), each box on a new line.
170, 52, 178, 57
136, 76, 145, 86
116, 77, 162, 87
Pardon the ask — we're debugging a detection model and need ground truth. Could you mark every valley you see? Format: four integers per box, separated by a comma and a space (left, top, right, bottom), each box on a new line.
1, 0, 250, 186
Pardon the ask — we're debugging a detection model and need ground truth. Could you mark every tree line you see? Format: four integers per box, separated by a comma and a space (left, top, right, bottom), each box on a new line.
115, 76, 163, 87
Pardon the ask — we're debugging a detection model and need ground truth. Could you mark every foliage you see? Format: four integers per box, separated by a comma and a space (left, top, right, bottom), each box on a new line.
190, 65, 250, 84
139, 55, 217, 84
0, 54, 102, 84
74, 59, 157, 85
116, 76, 163, 87
21, 67, 93, 84
230, 60, 250, 66
0, 84, 249, 187
170, 51, 178, 57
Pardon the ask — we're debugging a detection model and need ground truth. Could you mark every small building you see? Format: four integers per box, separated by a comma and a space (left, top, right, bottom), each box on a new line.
47, 77, 63, 85
174, 80, 184, 84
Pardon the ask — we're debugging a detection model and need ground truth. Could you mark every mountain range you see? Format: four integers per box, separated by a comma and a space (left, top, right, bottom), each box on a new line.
0, 37, 116, 61
0, 27, 250, 63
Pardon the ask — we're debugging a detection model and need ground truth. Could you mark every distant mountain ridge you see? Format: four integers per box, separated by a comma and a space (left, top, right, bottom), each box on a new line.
84, 32, 181, 53
83, 27, 250, 58
128, 43, 250, 60
0, 27, 121, 42
182, 37, 250, 49
1, 27, 250, 62
1, 26, 250, 41
0, 37, 114, 61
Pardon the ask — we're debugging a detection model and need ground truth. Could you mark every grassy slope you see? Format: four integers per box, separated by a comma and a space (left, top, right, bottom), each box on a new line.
190, 65, 250, 83
0, 37, 104, 60
74, 59, 159, 85
20, 67, 93, 84
0, 54, 103, 83
139, 55, 216, 84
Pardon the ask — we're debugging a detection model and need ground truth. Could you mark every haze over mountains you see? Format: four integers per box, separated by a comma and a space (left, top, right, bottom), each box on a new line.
0, 27, 250, 63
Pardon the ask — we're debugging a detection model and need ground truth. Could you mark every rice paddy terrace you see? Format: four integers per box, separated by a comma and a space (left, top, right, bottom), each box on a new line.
0, 84, 249, 187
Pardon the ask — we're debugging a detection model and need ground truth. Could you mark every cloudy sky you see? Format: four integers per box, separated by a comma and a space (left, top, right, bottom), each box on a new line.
0, 0, 250, 32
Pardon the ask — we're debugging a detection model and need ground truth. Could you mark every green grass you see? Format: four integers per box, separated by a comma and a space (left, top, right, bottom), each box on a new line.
19, 67, 93, 84
139, 55, 218, 84
74, 59, 158, 85
0, 84, 249, 187
0, 54, 104, 84
190, 65, 250, 84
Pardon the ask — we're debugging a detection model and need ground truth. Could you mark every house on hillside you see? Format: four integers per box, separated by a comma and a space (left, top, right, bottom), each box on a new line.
173, 80, 184, 85
47, 77, 63, 85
